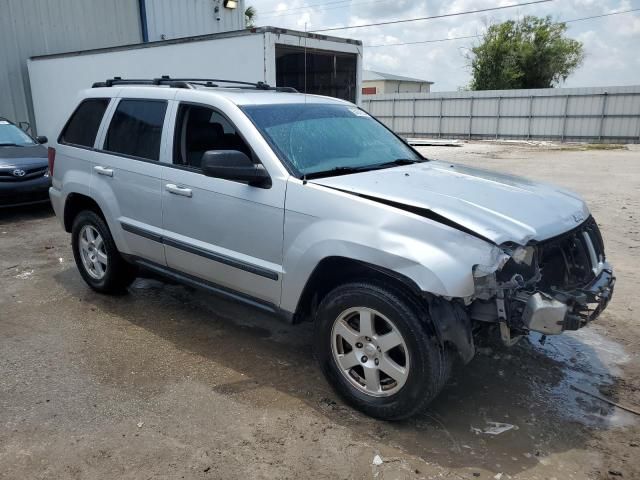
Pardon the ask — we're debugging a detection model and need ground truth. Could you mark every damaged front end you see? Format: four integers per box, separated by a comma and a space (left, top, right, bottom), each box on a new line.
470, 216, 615, 344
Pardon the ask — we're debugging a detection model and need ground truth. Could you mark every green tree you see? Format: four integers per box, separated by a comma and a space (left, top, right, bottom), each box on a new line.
245, 6, 256, 28
468, 16, 584, 90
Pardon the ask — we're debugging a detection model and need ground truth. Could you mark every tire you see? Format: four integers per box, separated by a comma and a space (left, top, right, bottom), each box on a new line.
71, 210, 136, 294
314, 282, 448, 420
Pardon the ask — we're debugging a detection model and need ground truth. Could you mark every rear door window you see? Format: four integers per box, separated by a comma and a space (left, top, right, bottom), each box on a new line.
104, 99, 167, 161
59, 98, 110, 147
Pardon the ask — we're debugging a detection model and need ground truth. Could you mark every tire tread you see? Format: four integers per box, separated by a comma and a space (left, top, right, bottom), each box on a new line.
314, 281, 449, 420
71, 210, 135, 294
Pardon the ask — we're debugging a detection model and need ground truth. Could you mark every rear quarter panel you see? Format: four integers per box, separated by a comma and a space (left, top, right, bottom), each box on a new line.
51, 143, 94, 218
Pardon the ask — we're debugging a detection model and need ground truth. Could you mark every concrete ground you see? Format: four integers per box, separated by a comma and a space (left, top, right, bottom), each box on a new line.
1, 141, 639, 479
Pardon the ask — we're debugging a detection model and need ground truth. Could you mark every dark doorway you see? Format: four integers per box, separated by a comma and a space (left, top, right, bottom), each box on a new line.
275, 45, 357, 103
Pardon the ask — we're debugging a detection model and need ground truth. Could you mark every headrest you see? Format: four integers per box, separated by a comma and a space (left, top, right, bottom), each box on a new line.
187, 121, 224, 151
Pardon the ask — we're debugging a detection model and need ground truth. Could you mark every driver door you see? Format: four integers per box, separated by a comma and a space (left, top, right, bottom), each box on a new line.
161, 100, 285, 307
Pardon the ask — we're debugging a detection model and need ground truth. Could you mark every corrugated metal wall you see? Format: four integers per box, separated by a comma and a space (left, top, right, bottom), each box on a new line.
0, 0, 142, 133
144, 0, 245, 41
362, 86, 640, 143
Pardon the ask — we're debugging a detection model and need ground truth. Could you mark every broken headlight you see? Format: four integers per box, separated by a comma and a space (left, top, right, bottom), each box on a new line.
472, 246, 538, 300
511, 246, 535, 266
473, 252, 511, 278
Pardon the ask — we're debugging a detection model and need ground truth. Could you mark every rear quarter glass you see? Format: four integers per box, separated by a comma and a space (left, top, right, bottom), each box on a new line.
59, 98, 110, 147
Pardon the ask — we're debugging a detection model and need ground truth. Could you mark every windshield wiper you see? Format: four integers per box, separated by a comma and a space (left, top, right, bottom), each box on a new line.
304, 158, 425, 180
305, 166, 368, 180
0, 143, 22, 147
374, 158, 425, 168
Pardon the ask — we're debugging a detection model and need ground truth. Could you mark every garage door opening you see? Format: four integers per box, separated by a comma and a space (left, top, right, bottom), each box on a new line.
275, 45, 357, 103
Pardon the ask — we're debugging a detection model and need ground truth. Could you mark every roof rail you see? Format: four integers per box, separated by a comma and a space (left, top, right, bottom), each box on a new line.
92, 76, 194, 89
92, 75, 298, 92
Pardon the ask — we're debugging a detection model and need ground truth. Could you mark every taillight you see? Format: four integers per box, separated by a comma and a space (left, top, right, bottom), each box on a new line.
47, 147, 56, 176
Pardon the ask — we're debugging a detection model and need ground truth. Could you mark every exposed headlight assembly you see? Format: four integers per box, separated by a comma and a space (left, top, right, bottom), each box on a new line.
473, 252, 510, 278
511, 246, 535, 265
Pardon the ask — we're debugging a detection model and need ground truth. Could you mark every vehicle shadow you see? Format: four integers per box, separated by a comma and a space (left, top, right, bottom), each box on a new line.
53, 269, 632, 476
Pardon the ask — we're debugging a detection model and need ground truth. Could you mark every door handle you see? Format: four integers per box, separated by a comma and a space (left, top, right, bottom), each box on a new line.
94, 165, 114, 177
166, 184, 193, 198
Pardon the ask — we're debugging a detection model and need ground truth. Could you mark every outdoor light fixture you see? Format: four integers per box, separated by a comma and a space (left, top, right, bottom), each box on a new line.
223, 0, 238, 8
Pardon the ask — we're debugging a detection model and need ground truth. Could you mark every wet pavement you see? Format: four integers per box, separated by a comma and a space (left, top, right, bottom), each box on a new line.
1, 142, 639, 479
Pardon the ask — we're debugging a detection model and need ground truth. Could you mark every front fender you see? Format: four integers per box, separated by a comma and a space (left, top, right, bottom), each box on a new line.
280, 180, 504, 313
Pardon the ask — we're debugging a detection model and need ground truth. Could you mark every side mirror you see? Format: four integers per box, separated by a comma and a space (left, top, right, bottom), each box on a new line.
201, 150, 271, 188
36, 136, 48, 144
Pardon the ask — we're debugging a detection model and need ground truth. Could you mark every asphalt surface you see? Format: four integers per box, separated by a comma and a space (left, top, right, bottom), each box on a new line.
1, 141, 639, 479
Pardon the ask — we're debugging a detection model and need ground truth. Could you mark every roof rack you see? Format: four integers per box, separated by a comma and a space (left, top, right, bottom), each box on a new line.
92, 75, 298, 92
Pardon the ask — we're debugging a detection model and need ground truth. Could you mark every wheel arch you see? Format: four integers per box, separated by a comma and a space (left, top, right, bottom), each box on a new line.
293, 256, 476, 365
293, 256, 424, 323
63, 192, 105, 232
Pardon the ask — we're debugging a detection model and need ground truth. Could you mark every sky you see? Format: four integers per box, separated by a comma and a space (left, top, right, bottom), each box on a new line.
247, 0, 640, 91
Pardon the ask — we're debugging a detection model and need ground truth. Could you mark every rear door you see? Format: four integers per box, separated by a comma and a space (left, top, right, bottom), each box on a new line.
160, 96, 286, 307
91, 89, 174, 265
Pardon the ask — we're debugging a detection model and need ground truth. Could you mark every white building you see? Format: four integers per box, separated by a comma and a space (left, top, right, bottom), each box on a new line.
362, 70, 433, 95
28, 28, 362, 141
0, 0, 245, 134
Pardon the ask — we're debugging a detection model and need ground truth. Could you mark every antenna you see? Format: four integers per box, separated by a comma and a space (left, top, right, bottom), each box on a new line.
304, 22, 308, 103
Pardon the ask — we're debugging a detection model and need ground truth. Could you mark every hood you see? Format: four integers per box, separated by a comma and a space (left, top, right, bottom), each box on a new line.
0, 145, 48, 168
311, 160, 589, 245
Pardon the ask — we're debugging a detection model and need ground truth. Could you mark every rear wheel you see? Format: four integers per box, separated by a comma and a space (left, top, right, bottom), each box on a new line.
71, 210, 135, 294
315, 282, 448, 420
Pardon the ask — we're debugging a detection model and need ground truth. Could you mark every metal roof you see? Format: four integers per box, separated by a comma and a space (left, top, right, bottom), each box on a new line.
30, 26, 362, 61
363, 70, 433, 84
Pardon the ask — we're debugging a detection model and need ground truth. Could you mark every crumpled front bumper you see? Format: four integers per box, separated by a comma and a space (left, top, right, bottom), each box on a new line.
572, 267, 615, 324
522, 266, 615, 335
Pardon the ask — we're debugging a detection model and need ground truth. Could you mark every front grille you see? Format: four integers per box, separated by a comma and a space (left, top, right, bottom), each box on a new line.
536, 216, 605, 290
0, 166, 48, 182
583, 216, 605, 259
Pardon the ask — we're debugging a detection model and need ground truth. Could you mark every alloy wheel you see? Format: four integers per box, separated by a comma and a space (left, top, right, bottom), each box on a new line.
78, 225, 108, 280
331, 307, 410, 397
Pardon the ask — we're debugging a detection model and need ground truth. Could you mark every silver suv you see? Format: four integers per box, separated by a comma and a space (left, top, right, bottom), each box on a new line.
49, 77, 614, 420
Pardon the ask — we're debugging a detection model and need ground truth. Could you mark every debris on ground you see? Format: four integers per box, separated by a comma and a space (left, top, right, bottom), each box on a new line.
570, 385, 640, 416
471, 422, 518, 435
15, 269, 34, 279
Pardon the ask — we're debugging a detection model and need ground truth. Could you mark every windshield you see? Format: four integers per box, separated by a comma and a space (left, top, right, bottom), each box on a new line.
242, 103, 422, 177
0, 121, 36, 146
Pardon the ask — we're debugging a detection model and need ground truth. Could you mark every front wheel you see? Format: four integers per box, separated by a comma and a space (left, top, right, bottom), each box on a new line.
314, 282, 448, 420
71, 210, 136, 294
